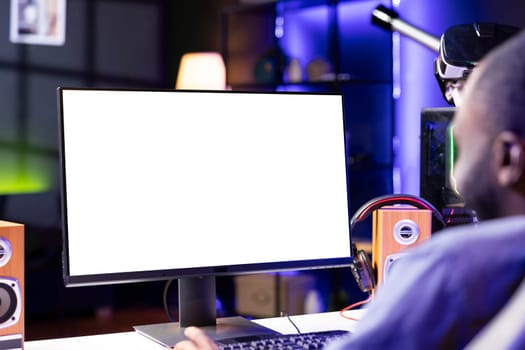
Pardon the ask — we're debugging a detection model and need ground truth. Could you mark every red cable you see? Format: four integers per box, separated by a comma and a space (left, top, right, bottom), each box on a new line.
339, 294, 373, 321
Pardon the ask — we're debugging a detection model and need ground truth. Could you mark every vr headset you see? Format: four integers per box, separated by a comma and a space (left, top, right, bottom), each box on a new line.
371, 5, 520, 106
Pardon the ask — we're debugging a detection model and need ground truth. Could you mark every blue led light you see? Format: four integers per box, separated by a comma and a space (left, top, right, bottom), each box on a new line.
275, 16, 284, 38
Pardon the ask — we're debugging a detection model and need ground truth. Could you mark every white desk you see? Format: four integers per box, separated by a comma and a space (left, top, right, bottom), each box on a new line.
25, 310, 366, 349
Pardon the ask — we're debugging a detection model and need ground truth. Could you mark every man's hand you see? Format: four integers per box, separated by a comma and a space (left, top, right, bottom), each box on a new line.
174, 327, 219, 350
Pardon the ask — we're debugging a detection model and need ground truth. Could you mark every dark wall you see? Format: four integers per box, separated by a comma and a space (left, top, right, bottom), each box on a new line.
169, 0, 238, 86
0, 0, 171, 208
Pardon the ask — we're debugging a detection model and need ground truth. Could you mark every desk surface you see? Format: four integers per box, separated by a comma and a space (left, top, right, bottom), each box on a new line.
25, 310, 366, 349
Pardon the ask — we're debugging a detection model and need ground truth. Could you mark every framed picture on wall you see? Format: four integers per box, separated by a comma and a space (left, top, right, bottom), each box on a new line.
9, 0, 66, 46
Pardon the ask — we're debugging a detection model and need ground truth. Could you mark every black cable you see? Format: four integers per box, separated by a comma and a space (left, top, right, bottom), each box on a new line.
283, 313, 301, 334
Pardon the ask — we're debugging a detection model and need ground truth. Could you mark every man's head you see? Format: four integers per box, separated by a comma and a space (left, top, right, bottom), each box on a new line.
453, 30, 525, 220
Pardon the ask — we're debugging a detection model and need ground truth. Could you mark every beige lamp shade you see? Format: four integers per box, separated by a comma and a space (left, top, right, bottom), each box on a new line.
175, 52, 226, 90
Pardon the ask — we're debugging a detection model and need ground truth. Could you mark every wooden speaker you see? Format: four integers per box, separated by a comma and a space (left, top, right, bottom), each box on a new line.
372, 207, 431, 287
0, 221, 24, 350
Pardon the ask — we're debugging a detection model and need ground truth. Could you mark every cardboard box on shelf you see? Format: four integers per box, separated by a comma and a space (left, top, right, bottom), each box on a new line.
234, 273, 316, 318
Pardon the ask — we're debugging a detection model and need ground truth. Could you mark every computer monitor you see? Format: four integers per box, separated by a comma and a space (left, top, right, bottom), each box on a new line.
420, 107, 476, 227
57, 88, 353, 345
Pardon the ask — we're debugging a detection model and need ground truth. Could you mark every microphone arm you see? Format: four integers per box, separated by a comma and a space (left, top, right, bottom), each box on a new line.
371, 5, 440, 53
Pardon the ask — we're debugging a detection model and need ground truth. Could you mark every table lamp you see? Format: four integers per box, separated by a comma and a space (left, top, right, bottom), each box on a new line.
175, 52, 226, 90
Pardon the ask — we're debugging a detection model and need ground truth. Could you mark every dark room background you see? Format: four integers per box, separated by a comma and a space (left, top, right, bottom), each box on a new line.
0, 0, 523, 341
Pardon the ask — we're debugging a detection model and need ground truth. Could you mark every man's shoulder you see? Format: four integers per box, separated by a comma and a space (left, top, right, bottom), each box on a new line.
430, 215, 525, 252
386, 215, 525, 277
345, 216, 525, 350
401, 215, 525, 281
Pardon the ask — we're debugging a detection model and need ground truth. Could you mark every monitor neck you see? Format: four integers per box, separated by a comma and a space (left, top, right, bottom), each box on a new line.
178, 276, 216, 327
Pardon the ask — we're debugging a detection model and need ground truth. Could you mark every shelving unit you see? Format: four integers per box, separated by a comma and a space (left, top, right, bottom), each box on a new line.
222, 0, 394, 223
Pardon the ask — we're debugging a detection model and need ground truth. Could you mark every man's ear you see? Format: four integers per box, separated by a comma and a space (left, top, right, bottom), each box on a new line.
496, 131, 525, 187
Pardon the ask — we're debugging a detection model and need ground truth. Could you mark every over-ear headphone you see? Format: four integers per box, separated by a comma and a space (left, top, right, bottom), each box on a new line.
349, 194, 445, 293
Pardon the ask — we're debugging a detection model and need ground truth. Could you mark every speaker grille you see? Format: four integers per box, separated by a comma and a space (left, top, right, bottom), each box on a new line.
0, 238, 12, 268
393, 219, 420, 245
0, 279, 21, 329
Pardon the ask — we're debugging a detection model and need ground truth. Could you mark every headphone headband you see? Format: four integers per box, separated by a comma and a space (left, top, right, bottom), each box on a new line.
350, 194, 445, 230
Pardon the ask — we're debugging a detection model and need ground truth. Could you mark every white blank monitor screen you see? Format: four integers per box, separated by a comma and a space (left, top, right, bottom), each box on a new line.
58, 88, 352, 287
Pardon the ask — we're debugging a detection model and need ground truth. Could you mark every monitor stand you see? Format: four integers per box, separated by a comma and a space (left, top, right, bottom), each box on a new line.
133, 276, 280, 348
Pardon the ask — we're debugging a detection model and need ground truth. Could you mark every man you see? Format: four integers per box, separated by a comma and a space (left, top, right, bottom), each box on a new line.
174, 29, 525, 350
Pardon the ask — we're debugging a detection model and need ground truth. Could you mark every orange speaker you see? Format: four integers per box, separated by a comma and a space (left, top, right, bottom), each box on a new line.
372, 207, 431, 287
0, 221, 24, 350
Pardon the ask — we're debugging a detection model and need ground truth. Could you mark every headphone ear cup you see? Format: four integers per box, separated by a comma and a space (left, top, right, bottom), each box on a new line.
358, 250, 376, 291
349, 247, 376, 293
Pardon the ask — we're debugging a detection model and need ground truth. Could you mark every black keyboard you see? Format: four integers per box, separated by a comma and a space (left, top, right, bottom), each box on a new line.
217, 330, 350, 350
